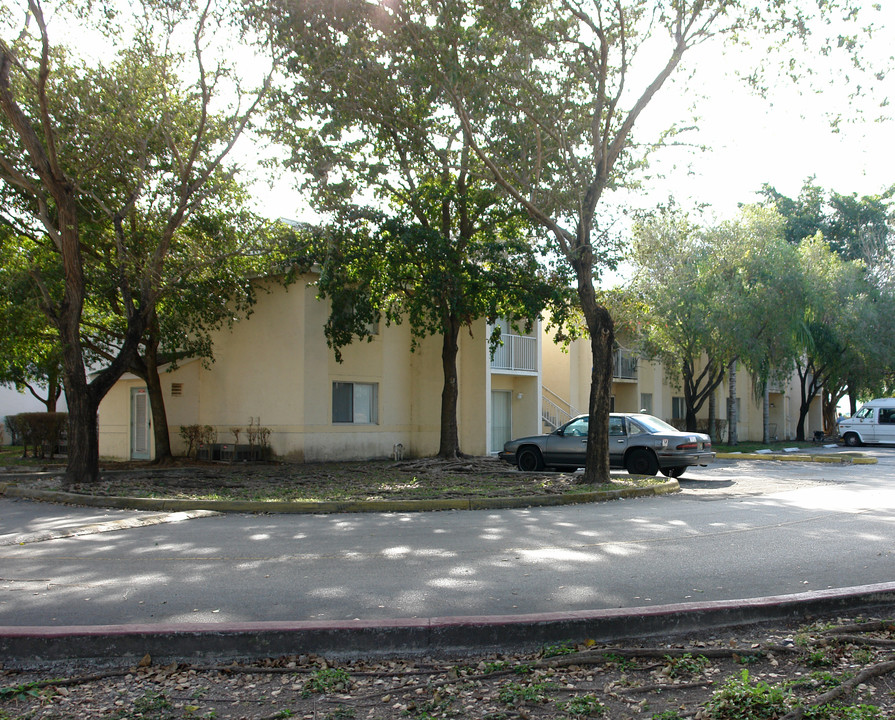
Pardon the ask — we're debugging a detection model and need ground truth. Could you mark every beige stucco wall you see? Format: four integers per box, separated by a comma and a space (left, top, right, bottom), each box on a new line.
99, 274, 493, 462
98, 377, 140, 459
98, 274, 828, 461
489, 372, 540, 448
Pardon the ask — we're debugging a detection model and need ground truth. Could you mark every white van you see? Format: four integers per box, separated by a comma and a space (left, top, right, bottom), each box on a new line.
838, 398, 895, 446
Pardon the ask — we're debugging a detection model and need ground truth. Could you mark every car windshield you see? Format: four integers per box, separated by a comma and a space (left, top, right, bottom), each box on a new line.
628, 414, 679, 434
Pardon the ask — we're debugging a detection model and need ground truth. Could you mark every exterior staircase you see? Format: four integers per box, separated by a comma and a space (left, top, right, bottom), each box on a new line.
542, 387, 579, 432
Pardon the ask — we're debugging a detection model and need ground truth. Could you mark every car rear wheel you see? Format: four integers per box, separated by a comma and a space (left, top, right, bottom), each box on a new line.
517, 446, 545, 472
625, 448, 658, 476
660, 466, 686, 478
843, 432, 862, 447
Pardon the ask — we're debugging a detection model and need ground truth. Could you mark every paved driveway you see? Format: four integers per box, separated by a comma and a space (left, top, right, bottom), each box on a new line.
1, 448, 893, 627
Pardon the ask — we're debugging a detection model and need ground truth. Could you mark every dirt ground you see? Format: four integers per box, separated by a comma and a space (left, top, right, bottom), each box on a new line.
3, 612, 895, 719
10, 456, 667, 503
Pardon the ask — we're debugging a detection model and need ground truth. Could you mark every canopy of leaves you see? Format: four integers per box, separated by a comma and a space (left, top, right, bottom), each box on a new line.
761, 178, 894, 263
627, 205, 804, 422
304, 189, 573, 363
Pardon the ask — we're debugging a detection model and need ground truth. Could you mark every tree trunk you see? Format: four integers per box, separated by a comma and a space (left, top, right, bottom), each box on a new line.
794, 361, 825, 442
61, 371, 100, 487
2, 38, 146, 484
145, 360, 173, 464
763, 384, 771, 444
45, 372, 61, 412
682, 358, 726, 432
438, 315, 463, 458
685, 406, 698, 433
727, 360, 738, 446
578, 279, 613, 485
130, 319, 174, 464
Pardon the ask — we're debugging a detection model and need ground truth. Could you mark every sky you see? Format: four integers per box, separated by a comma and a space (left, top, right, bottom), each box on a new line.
5, 1, 891, 416
636, 46, 894, 220
253, 2, 895, 227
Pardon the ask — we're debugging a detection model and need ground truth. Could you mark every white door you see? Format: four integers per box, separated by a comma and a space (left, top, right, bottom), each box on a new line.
491, 390, 512, 453
131, 388, 151, 460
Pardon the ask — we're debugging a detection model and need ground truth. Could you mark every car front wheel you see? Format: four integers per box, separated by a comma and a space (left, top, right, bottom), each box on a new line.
625, 448, 659, 476
517, 446, 545, 472
843, 432, 862, 447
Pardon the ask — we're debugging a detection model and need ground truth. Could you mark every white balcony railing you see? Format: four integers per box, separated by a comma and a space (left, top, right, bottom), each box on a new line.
491, 333, 538, 373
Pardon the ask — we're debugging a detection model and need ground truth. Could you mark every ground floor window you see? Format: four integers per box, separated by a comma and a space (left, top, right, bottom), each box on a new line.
332, 382, 379, 424
672, 396, 685, 419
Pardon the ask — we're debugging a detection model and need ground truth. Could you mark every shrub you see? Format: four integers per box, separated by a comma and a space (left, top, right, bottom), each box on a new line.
14, 412, 67, 458
5, 415, 21, 445
179, 424, 216, 458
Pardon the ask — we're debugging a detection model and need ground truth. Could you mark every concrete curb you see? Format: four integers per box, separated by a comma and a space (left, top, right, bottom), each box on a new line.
4, 582, 895, 665
715, 451, 876, 464
0, 480, 679, 514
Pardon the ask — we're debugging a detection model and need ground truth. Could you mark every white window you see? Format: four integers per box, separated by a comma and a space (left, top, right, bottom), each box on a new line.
672, 396, 685, 419
332, 382, 379, 424
640, 393, 653, 414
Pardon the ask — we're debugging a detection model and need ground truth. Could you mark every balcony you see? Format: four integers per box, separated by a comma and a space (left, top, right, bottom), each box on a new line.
490, 333, 538, 373
614, 347, 637, 380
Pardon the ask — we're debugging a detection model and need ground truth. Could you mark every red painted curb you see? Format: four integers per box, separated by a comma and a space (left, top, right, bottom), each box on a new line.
4, 582, 895, 665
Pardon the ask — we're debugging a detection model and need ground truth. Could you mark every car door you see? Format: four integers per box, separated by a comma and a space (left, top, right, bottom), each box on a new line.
544, 416, 589, 466
608, 416, 628, 467
849, 406, 878, 443
877, 408, 895, 444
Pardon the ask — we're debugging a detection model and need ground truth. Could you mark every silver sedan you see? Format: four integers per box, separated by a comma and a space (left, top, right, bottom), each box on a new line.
498, 413, 715, 478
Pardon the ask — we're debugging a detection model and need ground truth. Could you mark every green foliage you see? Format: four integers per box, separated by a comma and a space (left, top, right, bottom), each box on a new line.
603, 653, 639, 671
0, 681, 46, 701
0, 0, 281, 481
628, 205, 801, 429
761, 179, 893, 262
702, 670, 793, 720
804, 706, 882, 720
302, 667, 351, 698
651, 712, 685, 720
786, 671, 842, 691
762, 179, 895, 414
0, 232, 65, 410
13, 413, 67, 458
663, 653, 710, 678
479, 660, 510, 674
558, 693, 606, 718
540, 641, 579, 658
110, 690, 173, 719
405, 695, 455, 718
497, 681, 557, 706
806, 649, 837, 668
